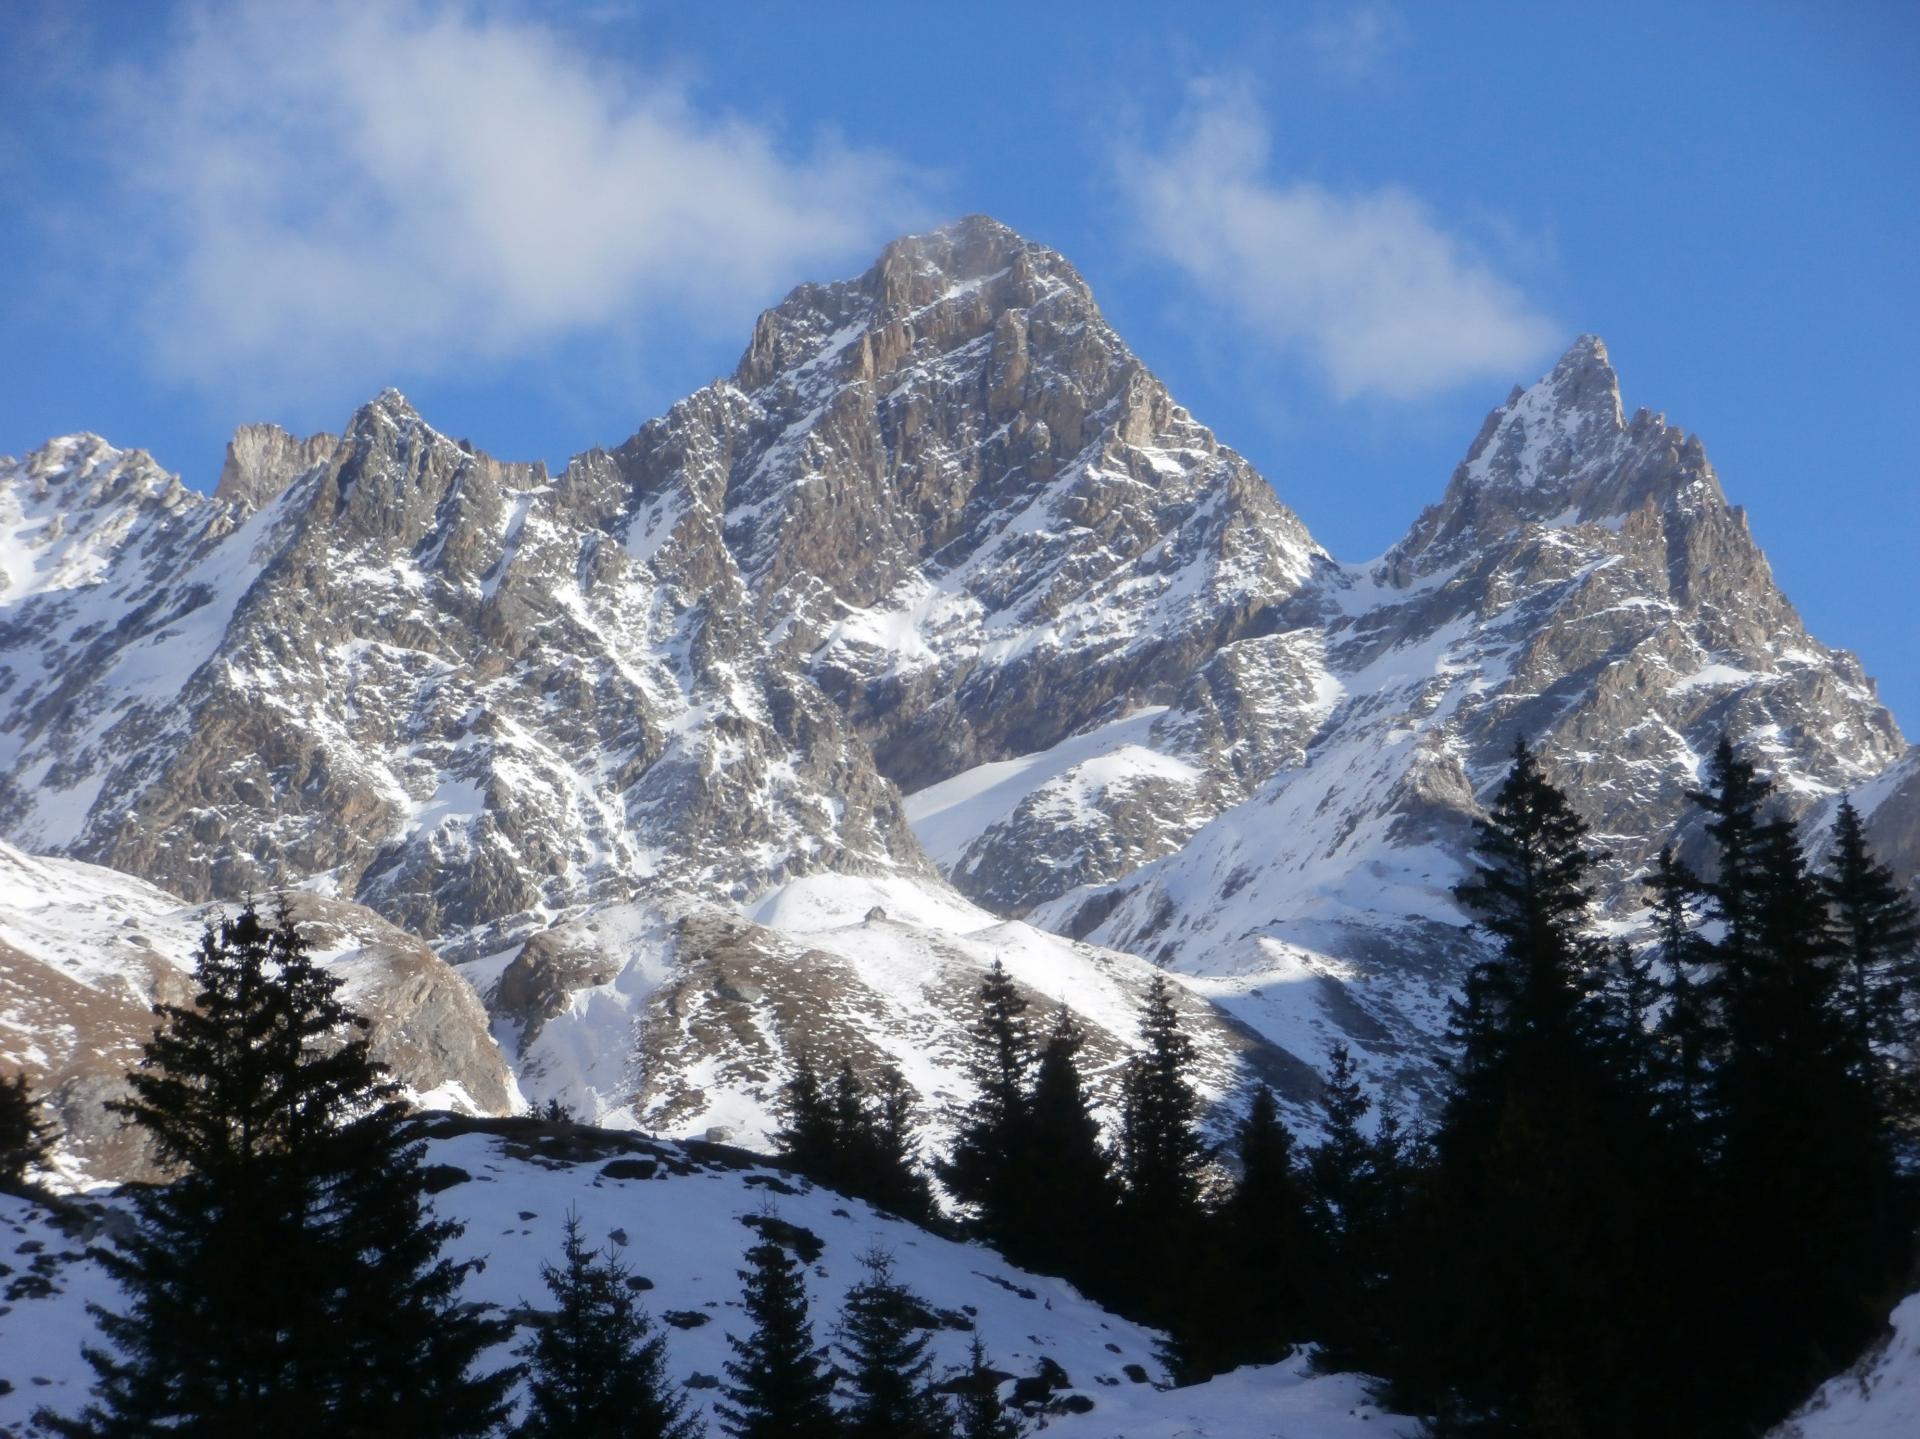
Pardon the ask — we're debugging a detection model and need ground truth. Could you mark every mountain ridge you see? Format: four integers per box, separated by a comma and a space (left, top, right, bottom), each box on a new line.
0, 214, 1910, 1164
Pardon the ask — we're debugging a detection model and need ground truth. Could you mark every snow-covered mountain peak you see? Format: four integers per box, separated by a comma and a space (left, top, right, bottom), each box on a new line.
1380, 335, 1726, 583
1451, 332, 1628, 500
0, 437, 201, 601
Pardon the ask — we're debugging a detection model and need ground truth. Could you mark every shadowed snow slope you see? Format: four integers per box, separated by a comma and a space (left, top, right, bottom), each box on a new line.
1773, 1293, 1920, 1438
0, 1117, 1416, 1438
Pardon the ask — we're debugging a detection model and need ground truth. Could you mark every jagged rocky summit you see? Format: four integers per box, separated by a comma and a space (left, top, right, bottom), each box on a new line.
0, 215, 1909, 1172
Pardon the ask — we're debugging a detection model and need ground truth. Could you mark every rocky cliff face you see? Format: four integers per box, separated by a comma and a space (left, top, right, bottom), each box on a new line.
0, 218, 1908, 1159
615, 217, 1332, 914
0, 393, 924, 962
1030, 335, 1904, 1104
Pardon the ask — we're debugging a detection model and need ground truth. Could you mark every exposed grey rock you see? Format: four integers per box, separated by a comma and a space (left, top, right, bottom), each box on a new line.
0, 224, 1907, 1147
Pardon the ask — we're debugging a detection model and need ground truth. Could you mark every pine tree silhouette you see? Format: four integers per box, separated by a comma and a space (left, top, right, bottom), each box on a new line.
938, 960, 1032, 1244
950, 1336, 1023, 1439
1199, 1084, 1312, 1372
1647, 845, 1716, 1131
517, 1211, 699, 1439
716, 1228, 837, 1439
835, 1248, 951, 1439
0, 1070, 55, 1191
1689, 748, 1904, 1428
777, 1054, 935, 1221
1407, 740, 1677, 1434
1823, 796, 1920, 1103
41, 902, 513, 1438
1010, 1007, 1116, 1287
1115, 973, 1209, 1231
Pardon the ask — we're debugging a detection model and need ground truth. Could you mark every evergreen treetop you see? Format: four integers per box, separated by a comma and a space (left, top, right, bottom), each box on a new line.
835, 1248, 951, 1439
517, 1211, 699, 1439
42, 901, 513, 1439
1115, 973, 1209, 1226
1823, 796, 1920, 1073
0, 1070, 55, 1192
951, 1336, 1023, 1439
716, 1229, 837, 1439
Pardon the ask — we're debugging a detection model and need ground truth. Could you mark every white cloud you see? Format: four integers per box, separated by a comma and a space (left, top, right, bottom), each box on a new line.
1304, 3, 1410, 81
108, 1, 922, 399
1118, 83, 1556, 401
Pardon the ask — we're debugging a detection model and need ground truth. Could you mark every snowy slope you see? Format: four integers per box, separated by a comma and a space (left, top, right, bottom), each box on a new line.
1773, 1293, 1920, 1439
0, 841, 515, 1184
0, 1118, 1415, 1438
475, 868, 1319, 1151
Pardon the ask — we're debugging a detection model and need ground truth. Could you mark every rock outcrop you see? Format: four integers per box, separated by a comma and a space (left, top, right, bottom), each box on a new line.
0, 220, 1907, 1149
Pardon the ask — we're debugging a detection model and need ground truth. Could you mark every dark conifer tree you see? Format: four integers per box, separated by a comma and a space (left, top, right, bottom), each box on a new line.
44, 902, 512, 1439
1602, 938, 1661, 1094
0, 1070, 55, 1191
1405, 741, 1673, 1434
517, 1212, 698, 1439
1195, 1084, 1313, 1373
1115, 973, 1209, 1231
777, 1055, 935, 1221
835, 1248, 951, 1439
1823, 796, 1920, 1103
776, 1052, 836, 1175
1446, 740, 1611, 1112
717, 1231, 837, 1439
1691, 739, 1775, 990
1010, 1007, 1116, 1288
1689, 751, 1904, 1427
1301, 1043, 1386, 1371
950, 1336, 1023, 1439
1647, 845, 1717, 1131
864, 1067, 939, 1222
938, 960, 1032, 1244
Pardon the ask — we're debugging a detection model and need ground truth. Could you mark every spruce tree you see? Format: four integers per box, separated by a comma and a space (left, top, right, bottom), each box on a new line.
1201, 1084, 1312, 1372
777, 1054, 935, 1221
1115, 973, 1209, 1230
1647, 845, 1717, 1131
950, 1336, 1023, 1439
1301, 1043, 1383, 1370
517, 1212, 698, 1439
865, 1066, 939, 1222
1823, 796, 1920, 1098
717, 1230, 837, 1439
1601, 938, 1661, 1095
1009, 1007, 1116, 1288
0, 1070, 55, 1191
834, 1249, 951, 1439
938, 960, 1032, 1244
776, 1052, 836, 1175
43, 902, 513, 1438
1689, 752, 1903, 1427
1409, 741, 1674, 1434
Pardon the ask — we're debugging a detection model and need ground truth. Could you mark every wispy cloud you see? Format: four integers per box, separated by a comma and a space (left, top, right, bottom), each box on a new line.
1304, 3, 1410, 81
100, 0, 922, 402
1117, 81, 1556, 401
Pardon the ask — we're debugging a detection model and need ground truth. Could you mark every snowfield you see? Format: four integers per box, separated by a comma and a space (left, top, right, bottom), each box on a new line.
0, 1117, 1415, 1438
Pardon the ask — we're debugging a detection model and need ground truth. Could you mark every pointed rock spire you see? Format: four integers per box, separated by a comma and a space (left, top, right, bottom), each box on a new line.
215, 423, 338, 512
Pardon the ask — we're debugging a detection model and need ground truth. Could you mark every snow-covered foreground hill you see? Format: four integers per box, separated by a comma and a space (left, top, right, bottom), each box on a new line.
0, 1116, 1414, 1438
1771, 1293, 1920, 1438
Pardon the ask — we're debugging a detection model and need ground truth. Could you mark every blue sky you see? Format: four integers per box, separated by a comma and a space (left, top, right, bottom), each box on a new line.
2, 0, 1916, 725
